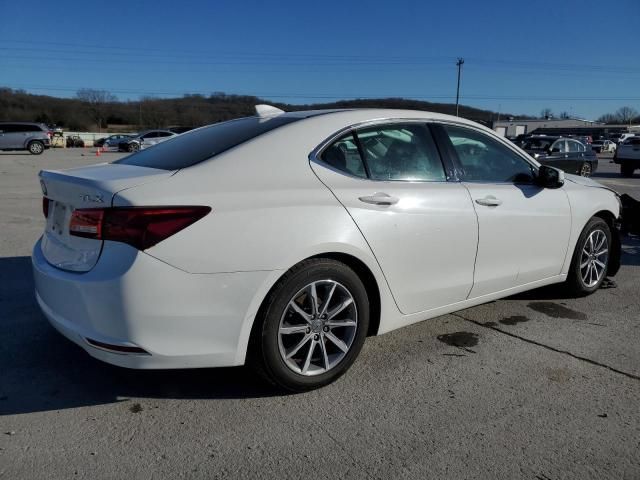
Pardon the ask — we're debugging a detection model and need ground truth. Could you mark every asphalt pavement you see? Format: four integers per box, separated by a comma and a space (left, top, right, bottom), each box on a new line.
1, 149, 638, 479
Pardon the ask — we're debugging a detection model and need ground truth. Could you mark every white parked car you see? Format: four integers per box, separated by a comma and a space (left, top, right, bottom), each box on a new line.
33, 106, 622, 391
591, 139, 616, 153
614, 136, 640, 177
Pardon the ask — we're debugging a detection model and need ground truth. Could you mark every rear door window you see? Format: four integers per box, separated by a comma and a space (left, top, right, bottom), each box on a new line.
320, 133, 367, 178
568, 140, 582, 153
355, 124, 446, 181
551, 140, 567, 153
115, 116, 301, 170
15, 124, 40, 133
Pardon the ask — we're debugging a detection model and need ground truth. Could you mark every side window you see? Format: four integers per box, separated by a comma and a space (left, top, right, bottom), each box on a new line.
142, 132, 158, 139
158, 132, 173, 137
443, 124, 535, 183
550, 140, 565, 153
568, 140, 582, 153
320, 133, 367, 178
356, 124, 446, 181
1, 124, 19, 133
15, 124, 37, 132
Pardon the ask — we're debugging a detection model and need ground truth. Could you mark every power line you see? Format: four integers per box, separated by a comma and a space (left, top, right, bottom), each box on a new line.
3, 84, 640, 102
1, 39, 639, 73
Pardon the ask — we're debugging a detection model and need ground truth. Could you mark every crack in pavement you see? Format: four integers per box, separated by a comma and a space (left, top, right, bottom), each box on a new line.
451, 313, 640, 382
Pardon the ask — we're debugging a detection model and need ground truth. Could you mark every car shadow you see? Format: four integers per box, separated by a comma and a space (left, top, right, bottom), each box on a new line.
0, 256, 285, 416
3, 234, 639, 415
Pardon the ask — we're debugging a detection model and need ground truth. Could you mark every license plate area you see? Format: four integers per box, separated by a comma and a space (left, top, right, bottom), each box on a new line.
51, 201, 69, 236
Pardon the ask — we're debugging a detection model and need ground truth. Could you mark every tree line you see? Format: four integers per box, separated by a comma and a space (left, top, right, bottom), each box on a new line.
540, 106, 639, 124
0, 87, 522, 132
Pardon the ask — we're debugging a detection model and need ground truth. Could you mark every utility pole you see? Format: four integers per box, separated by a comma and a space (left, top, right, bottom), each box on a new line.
455, 57, 464, 117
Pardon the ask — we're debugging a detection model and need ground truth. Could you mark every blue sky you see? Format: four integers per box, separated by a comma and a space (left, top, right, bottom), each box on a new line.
1, 0, 639, 119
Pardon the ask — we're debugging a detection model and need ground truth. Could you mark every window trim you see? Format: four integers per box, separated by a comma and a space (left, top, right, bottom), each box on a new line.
309, 118, 452, 183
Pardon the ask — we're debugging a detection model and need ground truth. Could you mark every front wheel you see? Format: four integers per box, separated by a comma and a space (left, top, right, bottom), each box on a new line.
579, 162, 592, 177
566, 217, 611, 296
28, 141, 44, 155
250, 258, 369, 392
128, 143, 140, 152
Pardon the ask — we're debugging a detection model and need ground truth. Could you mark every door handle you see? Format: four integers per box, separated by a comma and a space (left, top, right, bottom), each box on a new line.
358, 192, 399, 206
475, 196, 502, 207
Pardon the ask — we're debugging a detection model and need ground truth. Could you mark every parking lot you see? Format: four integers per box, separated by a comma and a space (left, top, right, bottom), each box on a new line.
1, 149, 639, 479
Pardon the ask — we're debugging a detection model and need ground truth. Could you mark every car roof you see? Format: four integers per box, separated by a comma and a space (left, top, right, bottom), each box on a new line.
261, 108, 491, 135
277, 108, 471, 123
137, 129, 175, 134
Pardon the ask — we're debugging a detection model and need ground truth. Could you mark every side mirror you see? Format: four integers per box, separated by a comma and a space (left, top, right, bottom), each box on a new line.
536, 165, 565, 189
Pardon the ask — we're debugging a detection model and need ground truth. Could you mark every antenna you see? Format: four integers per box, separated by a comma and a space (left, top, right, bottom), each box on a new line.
255, 104, 285, 117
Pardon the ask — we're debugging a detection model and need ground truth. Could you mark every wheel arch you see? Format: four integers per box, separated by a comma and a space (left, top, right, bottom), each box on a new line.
593, 210, 621, 277
240, 251, 384, 366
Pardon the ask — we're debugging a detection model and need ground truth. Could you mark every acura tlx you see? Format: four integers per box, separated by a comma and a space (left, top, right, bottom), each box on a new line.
33, 105, 622, 391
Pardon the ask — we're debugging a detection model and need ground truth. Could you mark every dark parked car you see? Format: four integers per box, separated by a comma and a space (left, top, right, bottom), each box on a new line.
521, 136, 597, 177
94, 134, 135, 148
0, 122, 51, 154
117, 130, 177, 152
66, 135, 85, 148
168, 126, 195, 134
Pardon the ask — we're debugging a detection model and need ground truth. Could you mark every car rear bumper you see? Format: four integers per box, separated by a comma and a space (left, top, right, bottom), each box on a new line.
32, 237, 272, 369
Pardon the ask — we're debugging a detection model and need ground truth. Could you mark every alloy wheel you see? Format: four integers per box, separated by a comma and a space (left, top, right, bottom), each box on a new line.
580, 229, 608, 287
278, 280, 358, 376
580, 163, 592, 177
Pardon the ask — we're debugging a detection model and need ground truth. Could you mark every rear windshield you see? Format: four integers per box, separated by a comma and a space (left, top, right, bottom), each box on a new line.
114, 116, 300, 170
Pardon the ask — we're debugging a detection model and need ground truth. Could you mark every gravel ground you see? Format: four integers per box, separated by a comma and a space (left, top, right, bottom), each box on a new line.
1, 148, 639, 479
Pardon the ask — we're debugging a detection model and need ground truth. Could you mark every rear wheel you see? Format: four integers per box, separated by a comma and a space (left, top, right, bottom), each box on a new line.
250, 258, 369, 392
579, 162, 592, 177
28, 141, 44, 155
566, 217, 611, 296
621, 162, 635, 177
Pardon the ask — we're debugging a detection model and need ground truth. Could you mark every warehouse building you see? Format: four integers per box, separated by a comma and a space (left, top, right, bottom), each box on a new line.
493, 118, 640, 138
492, 118, 598, 137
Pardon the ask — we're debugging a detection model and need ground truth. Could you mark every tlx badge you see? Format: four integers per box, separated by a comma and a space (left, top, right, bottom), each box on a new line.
79, 193, 104, 203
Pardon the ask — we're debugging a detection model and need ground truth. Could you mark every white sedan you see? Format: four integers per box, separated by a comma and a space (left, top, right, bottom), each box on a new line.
33, 106, 622, 391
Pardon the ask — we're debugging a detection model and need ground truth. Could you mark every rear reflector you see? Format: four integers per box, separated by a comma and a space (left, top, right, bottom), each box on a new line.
86, 338, 149, 355
69, 206, 211, 250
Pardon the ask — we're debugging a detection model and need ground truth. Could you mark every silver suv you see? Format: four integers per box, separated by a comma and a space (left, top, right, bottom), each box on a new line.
0, 122, 51, 154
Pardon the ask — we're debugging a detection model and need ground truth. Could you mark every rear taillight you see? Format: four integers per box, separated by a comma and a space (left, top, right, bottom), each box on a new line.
69, 206, 211, 250
43, 197, 50, 218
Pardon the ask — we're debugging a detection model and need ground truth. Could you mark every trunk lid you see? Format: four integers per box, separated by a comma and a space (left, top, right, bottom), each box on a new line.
39, 163, 174, 272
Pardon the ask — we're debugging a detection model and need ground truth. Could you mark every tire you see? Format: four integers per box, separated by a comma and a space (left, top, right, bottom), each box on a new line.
579, 162, 592, 177
621, 162, 634, 177
128, 143, 140, 152
250, 258, 369, 392
28, 141, 45, 155
566, 217, 611, 296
